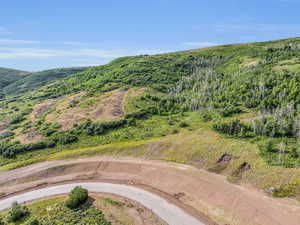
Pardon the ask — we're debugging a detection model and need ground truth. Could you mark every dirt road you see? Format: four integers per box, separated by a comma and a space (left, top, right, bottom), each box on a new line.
0, 157, 300, 225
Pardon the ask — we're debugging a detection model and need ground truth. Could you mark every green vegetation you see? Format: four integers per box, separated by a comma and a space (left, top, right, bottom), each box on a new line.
103, 198, 124, 207
1, 37, 300, 200
24, 217, 39, 225
65, 186, 89, 209
1, 196, 112, 225
7, 202, 29, 222
3, 67, 88, 96
0, 67, 28, 89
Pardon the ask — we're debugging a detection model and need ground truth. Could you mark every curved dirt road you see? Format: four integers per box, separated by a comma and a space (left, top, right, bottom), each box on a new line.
1, 157, 300, 225
0, 182, 204, 225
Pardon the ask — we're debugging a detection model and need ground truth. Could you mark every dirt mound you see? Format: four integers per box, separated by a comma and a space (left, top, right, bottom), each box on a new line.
238, 162, 251, 172
231, 162, 252, 182
209, 153, 236, 173
217, 153, 236, 164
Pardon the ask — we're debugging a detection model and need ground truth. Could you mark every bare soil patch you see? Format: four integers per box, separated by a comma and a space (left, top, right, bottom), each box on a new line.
15, 130, 43, 144
31, 98, 60, 121
46, 90, 127, 130
0, 122, 7, 132
94, 193, 167, 225
217, 153, 236, 164
209, 153, 237, 173
245, 60, 259, 67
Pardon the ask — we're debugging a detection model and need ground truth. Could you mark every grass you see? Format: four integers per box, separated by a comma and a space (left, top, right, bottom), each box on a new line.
1, 195, 163, 225
0, 112, 189, 169
1, 112, 299, 198
1, 196, 111, 225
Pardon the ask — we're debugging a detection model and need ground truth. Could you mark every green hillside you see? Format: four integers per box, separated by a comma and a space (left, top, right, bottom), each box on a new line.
0, 67, 28, 89
3, 67, 88, 96
1, 37, 300, 200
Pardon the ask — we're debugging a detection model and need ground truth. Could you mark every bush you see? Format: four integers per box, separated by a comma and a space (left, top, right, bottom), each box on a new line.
0, 139, 56, 158
0, 216, 4, 225
50, 132, 78, 145
201, 112, 213, 122
218, 106, 242, 117
213, 119, 252, 137
9, 114, 25, 124
39, 122, 61, 136
65, 186, 88, 209
7, 202, 29, 222
24, 217, 39, 225
0, 131, 14, 140
179, 122, 189, 127
78, 119, 127, 135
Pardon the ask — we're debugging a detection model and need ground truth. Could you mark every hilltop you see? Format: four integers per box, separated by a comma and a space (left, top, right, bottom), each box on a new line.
0, 67, 88, 97
0, 67, 28, 89
0, 37, 300, 201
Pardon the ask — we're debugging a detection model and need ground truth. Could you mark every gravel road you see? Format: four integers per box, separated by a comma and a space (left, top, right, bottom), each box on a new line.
0, 182, 205, 225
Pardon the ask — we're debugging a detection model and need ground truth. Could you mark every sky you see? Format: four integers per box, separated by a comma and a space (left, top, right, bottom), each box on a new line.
0, 0, 300, 71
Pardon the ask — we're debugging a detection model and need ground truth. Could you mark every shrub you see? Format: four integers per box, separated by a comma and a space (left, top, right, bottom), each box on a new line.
213, 119, 252, 137
24, 217, 39, 225
201, 112, 213, 122
50, 132, 78, 145
0, 216, 4, 225
39, 123, 61, 136
65, 186, 88, 209
9, 114, 25, 124
272, 181, 300, 198
263, 140, 277, 153
7, 202, 29, 222
0, 139, 56, 158
0, 131, 14, 140
171, 129, 178, 134
78, 119, 127, 135
218, 106, 242, 117
179, 122, 189, 127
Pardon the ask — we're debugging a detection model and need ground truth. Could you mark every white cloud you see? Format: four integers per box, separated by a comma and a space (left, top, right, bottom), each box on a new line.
63, 41, 87, 46
0, 47, 165, 59
183, 42, 218, 47
0, 39, 40, 45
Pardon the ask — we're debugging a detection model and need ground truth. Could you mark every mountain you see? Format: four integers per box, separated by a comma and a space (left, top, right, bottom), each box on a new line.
3, 67, 88, 96
0, 67, 29, 89
0, 37, 300, 201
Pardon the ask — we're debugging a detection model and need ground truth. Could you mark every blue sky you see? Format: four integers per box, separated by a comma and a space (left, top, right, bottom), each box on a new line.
0, 0, 300, 71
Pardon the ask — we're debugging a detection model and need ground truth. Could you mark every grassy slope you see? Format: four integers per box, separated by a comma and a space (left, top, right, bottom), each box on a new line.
0, 38, 300, 199
1, 196, 111, 225
0, 67, 28, 89
1, 112, 299, 193
1, 195, 164, 225
3, 67, 88, 96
